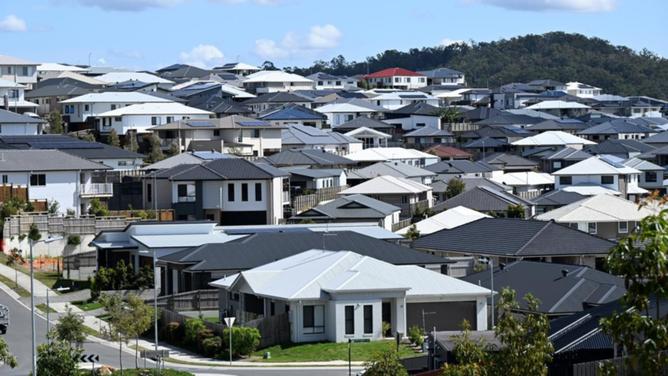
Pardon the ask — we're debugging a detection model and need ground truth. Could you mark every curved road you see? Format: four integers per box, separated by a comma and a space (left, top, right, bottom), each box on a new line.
0, 287, 360, 376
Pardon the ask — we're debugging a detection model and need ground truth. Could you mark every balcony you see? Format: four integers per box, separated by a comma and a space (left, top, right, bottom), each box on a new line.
80, 183, 114, 197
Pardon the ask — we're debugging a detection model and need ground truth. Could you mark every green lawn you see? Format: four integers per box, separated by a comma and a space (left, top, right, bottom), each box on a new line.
252, 340, 419, 363
72, 300, 103, 311
36, 303, 56, 313
0, 272, 30, 297
33, 271, 61, 290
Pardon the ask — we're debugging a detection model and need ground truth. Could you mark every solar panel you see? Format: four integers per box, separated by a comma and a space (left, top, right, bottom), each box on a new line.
187, 120, 215, 127
238, 120, 269, 127
398, 94, 427, 99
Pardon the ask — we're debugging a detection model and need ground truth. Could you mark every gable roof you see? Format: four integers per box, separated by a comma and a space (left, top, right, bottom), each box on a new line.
425, 159, 494, 174
413, 218, 616, 257
95, 71, 174, 85
419, 67, 464, 78
527, 119, 588, 132
438, 186, 530, 212
585, 139, 654, 156
282, 124, 361, 146
512, 131, 596, 147
481, 153, 538, 168
98, 102, 213, 117
348, 161, 436, 180
423, 145, 472, 159
243, 91, 313, 104
264, 149, 354, 167
164, 158, 287, 181
243, 70, 313, 84
345, 147, 436, 162
60, 91, 171, 104
334, 116, 394, 130
403, 127, 453, 138
343, 126, 392, 139
294, 194, 400, 220
340, 175, 432, 195
578, 119, 655, 135
259, 104, 326, 121
396, 206, 490, 235
364, 67, 424, 79
142, 151, 233, 170
464, 136, 508, 149
642, 131, 668, 144
541, 147, 592, 161
491, 171, 554, 186
315, 100, 386, 114
0, 109, 44, 124
531, 189, 585, 207
392, 102, 440, 116
462, 261, 625, 314
526, 100, 590, 110
0, 149, 110, 171
552, 156, 640, 176
534, 194, 655, 223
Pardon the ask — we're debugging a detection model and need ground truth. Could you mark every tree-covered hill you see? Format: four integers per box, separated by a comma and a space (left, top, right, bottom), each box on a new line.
286, 32, 668, 99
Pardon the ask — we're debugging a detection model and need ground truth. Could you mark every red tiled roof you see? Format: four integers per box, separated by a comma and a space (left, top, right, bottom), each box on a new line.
424, 145, 472, 159
364, 67, 424, 79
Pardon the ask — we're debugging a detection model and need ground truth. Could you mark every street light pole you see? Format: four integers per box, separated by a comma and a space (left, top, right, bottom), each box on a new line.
489, 258, 494, 329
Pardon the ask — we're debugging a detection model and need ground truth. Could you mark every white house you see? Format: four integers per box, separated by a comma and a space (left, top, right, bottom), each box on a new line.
215, 62, 261, 77
366, 91, 439, 111
210, 249, 490, 343
97, 102, 213, 135
344, 127, 391, 149
0, 55, 38, 87
0, 79, 38, 114
345, 147, 439, 167
242, 71, 314, 94
512, 131, 596, 151
0, 149, 112, 215
315, 100, 386, 127
363, 68, 427, 90
564, 82, 602, 98
36, 63, 88, 79
289, 194, 400, 231
525, 100, 591, 117
340, 175, 433, 216
307, 72, 358, 90
60, 92, 172, 124
552, 156, 646, 201
0, 109, 45, 135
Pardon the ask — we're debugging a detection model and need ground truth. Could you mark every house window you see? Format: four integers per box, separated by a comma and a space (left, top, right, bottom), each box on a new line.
601, 175, 614, 185
213, 130, 220, 137
318, 81, 323, 86
588, 222, 597, 234
151, 117, 158, 126
646, 172, 658, 183
166, 116, 173, 123
345, 305, 354, 335
363, 305, 373, 334
394, 77, 400, 83
147, 183, 152, 202
30, 174, 46, 186
84, 104, 90, 111
227, 183, 235, 201
111, 104, 117, 110
255, 183, 262, 201
303, 305, 325, 334
552, 161, 562, 169
114, 117, 121, 122
416, 123, 426, 128
252, 129, 261, 138
241, 183, 248, 201
177, 184, 195, 202
618, 221, 628, 233
559, 176, 572, 185
21, 66, 29, 76
1, 175, 7, 184
401, 195, 408, 204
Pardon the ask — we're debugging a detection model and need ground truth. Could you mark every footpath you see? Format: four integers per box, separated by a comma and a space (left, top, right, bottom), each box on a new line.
0, 263, 365, 369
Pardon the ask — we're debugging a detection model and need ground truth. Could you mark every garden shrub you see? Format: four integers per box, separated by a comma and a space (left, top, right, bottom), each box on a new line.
223, 327, 261, 357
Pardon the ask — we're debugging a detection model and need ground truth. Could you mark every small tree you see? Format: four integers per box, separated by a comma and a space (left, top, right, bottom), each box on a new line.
79, 132, 96, 142
223, 326, 261, 358
436, 106, 462, 124
364, 348, 408, 376
88, 197, 109, 217
53, 307, 86, 348
125, 130, 139, 152
47, 111, 64, 134
36, 338, 81, 376
107, 128, 120, 147
441, 320, 490, 376
404, 224, 420, 241
28, 223, 41, 242
146, 134, 165, 163
100, 294, 132, 374
0, 337, 17, 369
6, 248, 24, 288
446, 178, 466, 199
47, 199, 60, 215
125, 294, 154, 368
506, 204, 525, 219
168, 140, 179, 156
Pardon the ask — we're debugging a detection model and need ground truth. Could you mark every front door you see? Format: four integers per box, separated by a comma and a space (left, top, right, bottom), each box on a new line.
382, 302, 392, 336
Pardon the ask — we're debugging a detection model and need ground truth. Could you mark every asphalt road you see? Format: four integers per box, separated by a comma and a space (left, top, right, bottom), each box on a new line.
0, 287, 361, 376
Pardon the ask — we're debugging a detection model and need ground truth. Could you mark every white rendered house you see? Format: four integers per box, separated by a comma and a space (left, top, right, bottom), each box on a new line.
0, 55, 38, 87
60, 92, 172, 124
97, 102, 213, 135
242, 71, 314, 94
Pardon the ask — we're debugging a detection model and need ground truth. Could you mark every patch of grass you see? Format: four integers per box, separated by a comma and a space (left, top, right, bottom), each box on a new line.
36, 303, 56, 313
82, 325, 102, 338
33, 271, 61, 290
0, 272, 30, 297
72, 300, 103, 311
108, 369, 194, 376
252, 340, 418, 363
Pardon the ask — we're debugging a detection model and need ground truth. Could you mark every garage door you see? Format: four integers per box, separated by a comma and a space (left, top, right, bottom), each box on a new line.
406, 301, 477, 332
220, 211, 267, 225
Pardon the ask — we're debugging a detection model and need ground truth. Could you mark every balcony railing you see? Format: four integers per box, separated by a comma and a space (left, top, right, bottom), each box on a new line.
80, 183, 113, 197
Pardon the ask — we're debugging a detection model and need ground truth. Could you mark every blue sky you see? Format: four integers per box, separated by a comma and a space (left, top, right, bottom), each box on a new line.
0, 0, 665, 71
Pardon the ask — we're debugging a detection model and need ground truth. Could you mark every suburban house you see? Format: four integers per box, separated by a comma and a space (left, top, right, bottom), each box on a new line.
210, 249, 490, 343
96, 102, 213, 135
281, 167, 347, 196
534, 194, 654, 239
512, 131, 596, 151
367, 92, 439, 111
423, 145, 472, 161
343, 127, 392, 149
0, 54, 38, 87
339, 175, 433, 217
396, 206, 490, 236
527, 119, 588, 134
425, 159, 496, 178
384, 102, 442, 131
59, 92, 172, 126
438, 186, 534, 218
564, 82, 602, 98
345, 147, 439, 167
525, 100, 591, 117
577, 119, 656, 141
490, 171, 554, 198
0, 79, 38, 114
258, 104, 327, 128
552, 156, 646, 200
289, 194, 401, 230
263, 149, 355, 169
307, 72, 358, 90
462, 261, 625, 317
402, 127, 454, 149
94, 71, 174, 88
623, 157, 664, 191
142, 151, 233, 171
242, 71, 314, 94
333, 116, 399, 141
363, 68, 427, 90
413, 218, 616, 275
0, 149, 112, 215
536, 147, 591, 173
281, 124, 362, 154
315, 100, 386, 127
148, 116, 283, 157
243, 92, 313, 113
24, 77, 100, 116
0, 109, 45, 135
347, 161, 435, 185
480, 153, 538, 172
419, 68, 465, 86
532, 189, 585, 214
215, 62, 261, 76
143, 158, 289, 224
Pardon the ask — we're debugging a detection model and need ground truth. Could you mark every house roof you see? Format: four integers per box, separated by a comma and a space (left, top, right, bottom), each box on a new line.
643, 131, 668, 144
438, 186, 530, 213
578, 119, 655, 135
149, 115, 276, 131
552, 156, 640, 176
210, 249, 488, 301
294, 194, 400, 220
418, 67, 464, 78
512, 131, 596, 147
364, 67, 424, 79
535, 194, 655, 223
392, 102, 440, 116
343, 126, 392, 139
585, 139, 654, 156
281, 167, 342, 179
345, 147, 437, 162
348, 161, 436, 180
243, 70, 313, 84
462, 261, 625, 314
315, 100, 386, 114
95, 71, 174, 85
527, 119, 588, 132
0, 134, 143, 160
164, 158, 287, 181
334, 116, 394, 130
162, 230, 446, 272
98, 102, 213, 117
413, 218, 616, 257
526, 100, 591, 110
491, 171, 554, 186
61, 91, 171, 104
481, 153, 538, 168
425, 159, 494, 174
264, 149, 354, 167
340, 175, 432, 195
37, 63, 88, 72
396, 206, 490, 235
243, 91, 313, 104
403, 127, 453, 138
282, 124, 360, 146
531, 189, 585, 207
0, 109, 44, 124
216, 62, 260, 71
541, 147, 592, 161
259, 104, 326, 121
0, 55, 36, 65
0, 149, 110, 171
463, 136, 508, 149
423, 145, 472, 159
24, 78, 97, 98
623, 157, 662, 171
307, 72, 349, 81
142, 151, 233, 170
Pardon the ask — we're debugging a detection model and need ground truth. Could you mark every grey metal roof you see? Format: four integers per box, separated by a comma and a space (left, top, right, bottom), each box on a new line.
541, 147, 592, 161
243, 92, 313, 104
425, 159, 494, 174
0, 135, 143, 159
642, 131, 668, 144
462, 261, 625, 315
413, 218, 616, 257
293, 194, 400, 220
0, 149, 110, 171
480, 152, 538, 168
159, 230, 446, 271
392, 102, 440, 116
281, 167, 342, 178
150, 115, 277, 131
168, 158, 288, 181
350, 161, 435, 180
403, 127, 453, 138
531, 189, 585, 207
585, 139, 654, 156
24, 77, 97, 98
259, 104, 326, 121
0, 109, 44, 124
333, 116, 394, 130
437, 186, 530, 213
418, 67, 464, 79
282, 124, 359, 146
527, 119, 588, 132
463, 137, 508, 149
578, 119, 655, 135
264, 149, 354, 167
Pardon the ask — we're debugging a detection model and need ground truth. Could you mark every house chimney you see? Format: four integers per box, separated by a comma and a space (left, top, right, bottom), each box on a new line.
561, 269, 569, 277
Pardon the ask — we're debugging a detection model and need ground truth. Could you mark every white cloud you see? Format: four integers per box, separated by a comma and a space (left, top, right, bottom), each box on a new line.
470, 0, 616, 12
0, 15, 27, 32
254, 24, 342, 60
97, 58, 107, 65
179, 44, 225, 68
73, 0, 186, 11
440, 38, 465, 46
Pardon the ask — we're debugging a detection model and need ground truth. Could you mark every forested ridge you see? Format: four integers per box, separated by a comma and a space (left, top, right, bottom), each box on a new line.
286, 32, 668, 99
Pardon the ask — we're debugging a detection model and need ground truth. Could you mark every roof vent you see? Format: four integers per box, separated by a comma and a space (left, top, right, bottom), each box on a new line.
561, 269, 569, 277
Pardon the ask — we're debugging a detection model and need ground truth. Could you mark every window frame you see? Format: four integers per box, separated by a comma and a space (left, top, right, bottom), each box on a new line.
30, 174, 46, 186
227, 183, 235, 202
302, 305, 325, 334
255, 182, 262, 201
345, 305, 354, 335
618, 221, 629, 234
363, 305, 373, 334
241, 183, 248, 202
